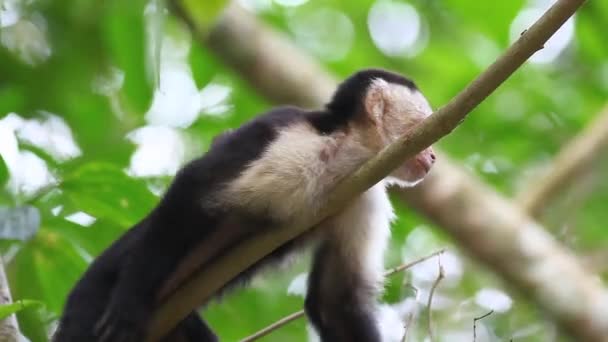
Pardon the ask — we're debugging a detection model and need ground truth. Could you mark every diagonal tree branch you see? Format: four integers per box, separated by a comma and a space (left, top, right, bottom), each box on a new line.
247, 98, 608, 339
398, 154, 608, 341
242, 98, 608, 339
518, 104, 608, 218
150, 0, 601, 340
0, 257, 23, 342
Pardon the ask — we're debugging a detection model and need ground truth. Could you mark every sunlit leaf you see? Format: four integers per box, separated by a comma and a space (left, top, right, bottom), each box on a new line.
102, 0, 152, 114
10, 232, 89, 314
0, 154, 7, 187
46, 216, 124, 257
178, 0, 229, 34
8, 240, 55, 341
0, 85, 26, 115
62, 163, 157, 228
0, 300, 43, 320
441, 0, 526, 43
188, 38, 219, 89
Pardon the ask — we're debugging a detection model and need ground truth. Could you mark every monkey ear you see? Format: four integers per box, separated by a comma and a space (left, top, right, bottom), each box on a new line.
364, 79, 388, 125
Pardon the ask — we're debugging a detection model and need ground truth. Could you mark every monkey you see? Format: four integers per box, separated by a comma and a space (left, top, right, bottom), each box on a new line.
52, 68, 436, 342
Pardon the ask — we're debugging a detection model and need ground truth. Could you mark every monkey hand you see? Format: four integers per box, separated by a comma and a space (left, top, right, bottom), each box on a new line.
94, 298, 151, 342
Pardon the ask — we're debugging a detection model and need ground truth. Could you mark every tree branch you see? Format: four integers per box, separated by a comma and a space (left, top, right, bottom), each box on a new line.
518, 104, 608, 218
398, 155, 608, 341
473, 310, 494, 342
239, 311, 304, 342
426, 258, 444, 342
150, 0, 598, 340
0, 257, 22, 342
239, 249, 446, 342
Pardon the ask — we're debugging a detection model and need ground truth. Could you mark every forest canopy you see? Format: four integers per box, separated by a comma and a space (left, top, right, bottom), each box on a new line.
0, 0, 606, 341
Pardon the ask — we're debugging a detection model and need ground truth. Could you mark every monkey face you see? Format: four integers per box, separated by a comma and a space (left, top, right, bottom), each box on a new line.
364, 78, 436, 187
389, 146, 436, 187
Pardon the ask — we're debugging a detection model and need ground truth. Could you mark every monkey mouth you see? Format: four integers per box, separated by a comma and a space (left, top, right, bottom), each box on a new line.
416, 158, 433, 173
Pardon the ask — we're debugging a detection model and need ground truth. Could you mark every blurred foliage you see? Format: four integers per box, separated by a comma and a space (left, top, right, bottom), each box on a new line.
0, 0, 606, 341
0, 299, 42, 319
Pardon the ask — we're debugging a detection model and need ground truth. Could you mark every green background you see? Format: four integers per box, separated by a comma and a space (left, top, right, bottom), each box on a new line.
0, 0, 606, 341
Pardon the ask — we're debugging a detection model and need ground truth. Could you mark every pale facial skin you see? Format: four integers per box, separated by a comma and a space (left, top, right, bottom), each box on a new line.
364, 78, 436, 187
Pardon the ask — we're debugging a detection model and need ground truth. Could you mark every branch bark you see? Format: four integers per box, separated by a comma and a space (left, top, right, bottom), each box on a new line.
518, 104, 608, 218
151, 0, 601, 340
399, 155, 608, 341
0, 257, 22, 342
426, 258, 444, 342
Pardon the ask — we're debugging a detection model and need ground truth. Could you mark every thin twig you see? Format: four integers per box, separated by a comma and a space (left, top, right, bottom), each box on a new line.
473, 310, 494, 342
426, 257, 444, 342
240, 249, 446, 342
401, 313, 414, 342
385, 249, 446, 276
518, 104, 608, 218
402, 283, 418, 301
0, 256, 22, 341
239, 311, 305, 342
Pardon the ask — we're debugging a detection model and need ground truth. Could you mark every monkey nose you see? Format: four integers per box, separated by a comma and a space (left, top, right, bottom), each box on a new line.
416, 156, 433, 172
430, 152, 436, 161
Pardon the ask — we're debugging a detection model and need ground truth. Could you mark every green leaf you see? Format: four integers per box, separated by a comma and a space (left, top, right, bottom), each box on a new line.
8, 244, 50, 342
18, 142, 61, 169
102, 0, 152, 114
178, 0, 229, 34
442, 0, 525, 44
46, 216, 124, 257
0, 154, 7, 187
62, 163, 158, 228
188, 32, 219, 89
10, 231, 89, 314
0, 300, 43, 320
0, 85, 26, 115
0, 206, 41, 241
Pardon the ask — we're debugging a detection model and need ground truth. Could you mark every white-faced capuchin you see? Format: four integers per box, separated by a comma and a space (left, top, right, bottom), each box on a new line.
53, 68, 436, 342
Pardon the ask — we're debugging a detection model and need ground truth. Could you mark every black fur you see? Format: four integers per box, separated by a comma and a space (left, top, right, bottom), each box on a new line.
55, 107, 304, 342
305, 240, 381, 342
160, 312, 218, 342
317, 68, 417, 133
54, 69, 412, 342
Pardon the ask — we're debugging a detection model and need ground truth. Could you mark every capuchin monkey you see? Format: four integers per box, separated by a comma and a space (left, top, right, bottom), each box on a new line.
53, 68, 436, 342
